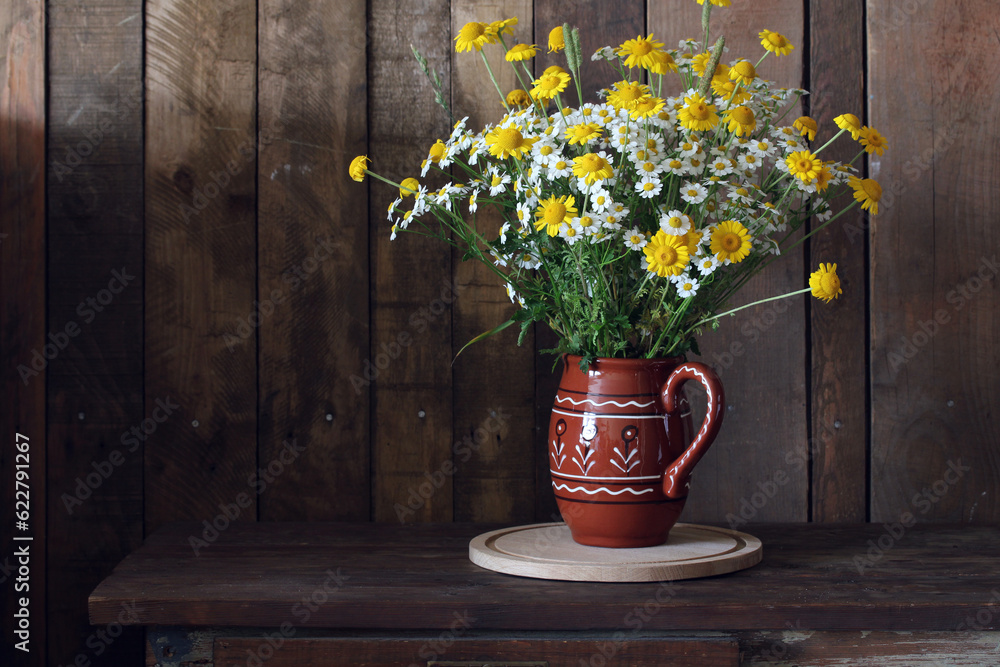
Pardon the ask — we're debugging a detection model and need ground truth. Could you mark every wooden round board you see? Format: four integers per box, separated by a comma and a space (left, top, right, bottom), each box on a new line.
469, 522, 762, 582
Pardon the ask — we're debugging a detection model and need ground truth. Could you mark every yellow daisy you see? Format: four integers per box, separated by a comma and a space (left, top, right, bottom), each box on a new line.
759, 29, 794, 56
488, 17, 518, 39
572, 153, 615, 184
849, 176, 882, 215
696, 0, 732, 5
455, 22, 493, 53
785, 150, 823, 183
484, 125, 538, 160
643, 232, 690, 277
534, 195, 577, 236
606, 80, 651, 110
565, 122, 603, 146
677, 92, 719, 132
793, 115, 818, 141
348, 155, 369, 182
548, 26, 564, 53
617, 33, 666, 70
724, 106, 756, 137
531, 70, 571, 100
505, 43, 537, 62
398, 177, 419, 197
648, 50, 678, 75
728, 60, 757, 86
629, 96, 666, 120
506, 89, 531, 108
810, 263, 842, 303
710, 220, 752, 263
834, 113, 863, 140
860, 126, 889, 156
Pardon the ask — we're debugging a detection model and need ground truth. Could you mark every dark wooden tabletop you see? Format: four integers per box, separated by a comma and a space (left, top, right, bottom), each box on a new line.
89, 522, 1000, 632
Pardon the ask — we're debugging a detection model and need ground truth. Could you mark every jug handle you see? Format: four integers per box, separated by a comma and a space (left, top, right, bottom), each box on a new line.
660, 362, 725, 499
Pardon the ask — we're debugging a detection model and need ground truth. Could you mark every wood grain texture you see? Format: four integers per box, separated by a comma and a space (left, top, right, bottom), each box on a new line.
808, 0, 867, 522
256, 0, 369, 521
44, 1, 146, 663
369, 0, 455, 523
0, 0, 44, 664
867, 0, 1000, 523
214, 637, 740, 666
90, 522, 1000, 631
738, 630, 1000, 666
144, 0, 257, 530
529, 0, 646, 524
648, 0, 808, 526
450, 0, 536, 523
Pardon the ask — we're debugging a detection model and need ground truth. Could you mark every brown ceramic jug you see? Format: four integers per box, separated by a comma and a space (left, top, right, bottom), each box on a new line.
548, 355, 725, 548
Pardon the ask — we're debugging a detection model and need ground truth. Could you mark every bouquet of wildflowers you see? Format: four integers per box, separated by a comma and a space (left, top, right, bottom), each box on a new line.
350, 1, 885, 366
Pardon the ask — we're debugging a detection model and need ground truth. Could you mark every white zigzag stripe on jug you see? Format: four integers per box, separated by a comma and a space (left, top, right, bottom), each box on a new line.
555, 395, 656, 409
551, 482, 655, 496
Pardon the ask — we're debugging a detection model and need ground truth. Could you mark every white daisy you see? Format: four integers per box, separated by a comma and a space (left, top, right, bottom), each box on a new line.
659, 209, 691, 236
696, 254, 720, 276
575, 214, 600, 236
488, 169, 510, 196
623, 228, 647, 250
515, 202, 532, 230
589, 187, 612, 212
663, 157, 687, 176
548, 157, 573, 179
679, 140, 701, 158
468, 191, 478, 213
737, 152, 761, 171
559, 220, 584, 245
675, 275, 700, 298
748, 138, 775, 158
679, 181, 708, 205
635, 175, 662, 199
708, 158, 735, 177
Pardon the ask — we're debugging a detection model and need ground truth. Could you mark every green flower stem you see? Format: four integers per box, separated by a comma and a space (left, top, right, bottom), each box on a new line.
690, 287, 810, 331
480, 50, 511, 113
779, 199, 860, 254
812, 127, 847, 155
754, 51, 770, 69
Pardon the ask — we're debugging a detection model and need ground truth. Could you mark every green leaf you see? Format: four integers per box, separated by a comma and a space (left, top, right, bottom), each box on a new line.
452, 318, 516, 364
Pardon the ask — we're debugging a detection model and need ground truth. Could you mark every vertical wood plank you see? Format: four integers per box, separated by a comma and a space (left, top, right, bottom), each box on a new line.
451, 0, 536, 523
44, 0, 145, 663
648, 1, 808, 524
808, 0, 867, 522
257, 0, 369, 520
0, 0, 44, 664
868, 0, 1000, 523
530, 0, 646, 522
145, 0, 257, 531
369, 1, 455, 523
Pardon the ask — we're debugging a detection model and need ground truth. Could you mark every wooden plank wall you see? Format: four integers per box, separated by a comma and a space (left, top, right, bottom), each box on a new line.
1, 0, 997, 663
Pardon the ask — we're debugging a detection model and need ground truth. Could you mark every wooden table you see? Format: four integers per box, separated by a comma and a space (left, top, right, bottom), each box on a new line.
89, 522, 1000, 666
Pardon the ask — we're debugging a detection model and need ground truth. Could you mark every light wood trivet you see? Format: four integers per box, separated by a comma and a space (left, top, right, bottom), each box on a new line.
469, 522, 762, 582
